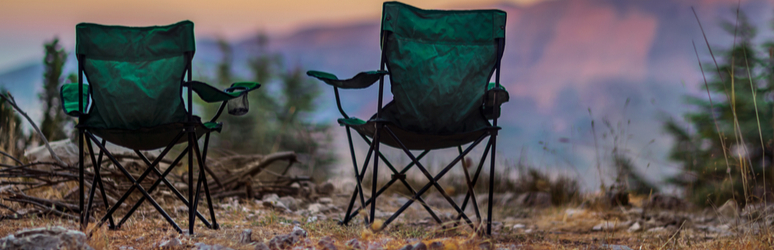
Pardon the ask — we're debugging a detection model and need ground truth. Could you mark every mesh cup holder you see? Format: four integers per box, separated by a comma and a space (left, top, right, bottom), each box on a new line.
226, 87, 249, 116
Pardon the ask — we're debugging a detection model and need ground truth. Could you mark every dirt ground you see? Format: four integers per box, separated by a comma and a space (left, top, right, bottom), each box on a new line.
1, 191, 774, 250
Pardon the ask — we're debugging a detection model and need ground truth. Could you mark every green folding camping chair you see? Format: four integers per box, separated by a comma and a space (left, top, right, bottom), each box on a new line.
59, 21, 260, 234
307, 2, 508, 234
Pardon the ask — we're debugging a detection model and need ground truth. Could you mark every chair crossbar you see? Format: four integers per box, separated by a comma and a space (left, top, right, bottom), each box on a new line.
456, 139, 492, 221
348, 132, 440, 224
380, 127, 490, 229
86, 131, 184, 233
84, 138, 115, 228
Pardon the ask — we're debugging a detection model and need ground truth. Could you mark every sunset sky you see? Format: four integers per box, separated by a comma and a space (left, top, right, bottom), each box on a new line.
0, 0, 548, 71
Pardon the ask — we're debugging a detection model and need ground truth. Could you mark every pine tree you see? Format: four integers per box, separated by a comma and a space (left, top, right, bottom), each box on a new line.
38, 38, 72, 143
665, 12, 774, 206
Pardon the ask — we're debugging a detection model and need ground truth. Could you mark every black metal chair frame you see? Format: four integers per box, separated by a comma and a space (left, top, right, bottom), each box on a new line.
336, 37, 505, 235
77, 52, 223, 234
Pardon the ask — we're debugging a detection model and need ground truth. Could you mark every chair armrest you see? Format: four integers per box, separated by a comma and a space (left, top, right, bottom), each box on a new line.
60, 83, 89, 116
484, 83, 509, 119
186, 81, 261, 103
306, 70, 388, 89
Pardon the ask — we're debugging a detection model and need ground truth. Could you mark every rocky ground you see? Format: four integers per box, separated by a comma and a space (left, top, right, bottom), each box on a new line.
1, 185, 774, 249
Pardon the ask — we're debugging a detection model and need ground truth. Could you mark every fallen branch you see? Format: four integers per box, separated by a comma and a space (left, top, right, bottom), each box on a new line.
0, 92, 66, 166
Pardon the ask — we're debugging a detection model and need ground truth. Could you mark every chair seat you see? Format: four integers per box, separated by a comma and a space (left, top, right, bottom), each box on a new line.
339, 116, 496, 150
84, 117, 221, 150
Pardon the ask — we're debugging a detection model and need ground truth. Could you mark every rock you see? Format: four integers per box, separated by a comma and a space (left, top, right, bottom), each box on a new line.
254, 242, 270, 250
345, 239, 363, 249
477, 242, 492, 250
0, 226, 94, 250
428, 241, 444, 250
292, 226, 307, 238
513, 224, 526, 230
316, 181, 336, 196
193, 243, 235, 250
601, 244, 633, 250
717, 200, 739, 218
515, 192, 552, 208
317, 236, 336, 250
280, 196, 299, 211
627, 222, 642, 233
412, 242, 428, 250
159, 238, 181, 248
239, 229, 253, 244
268, 234, 293, 250
306, 216, 318, 223
592, 221, 632, 231
644, 194, 686, 210
307, 203, 328, 214
318, 197, 333, 205
647, 227, 666, 233
398, 244, 414, 250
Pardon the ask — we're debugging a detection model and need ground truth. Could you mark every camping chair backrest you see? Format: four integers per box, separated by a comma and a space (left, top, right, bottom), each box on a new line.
380, 2, 506, 134
76, 21, 195, 130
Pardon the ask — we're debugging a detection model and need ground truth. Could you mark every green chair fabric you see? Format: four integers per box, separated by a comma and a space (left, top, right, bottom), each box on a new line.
65, 20, 260, 233
380, 2, 506, 136
308, 1, 509, 235
68, 21, 259, 150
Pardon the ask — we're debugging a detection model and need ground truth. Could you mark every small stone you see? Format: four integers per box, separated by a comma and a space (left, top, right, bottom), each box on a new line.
280, 196, 299, 211
647, 227, 666, 233
345, 238, 363, 249
428, 241, 444, 250
513, 224, 526, 230
398, 244, 414, 250
307, 216, 318, 223
240, 229, 253, 244
627, 222, 642, 233
0, 226, 94, 250
592, 221, 631, 231
477, 242, 492, 250
412, 242, 428, 250
254, 242, 270, 250
292, 226, 307, 238
317, 181, 335, 195
319, 242, 338, 250
318, 197, 333, 205
601, 244, 633, 250
308, 203, 327, 214
159, 238, 181, 248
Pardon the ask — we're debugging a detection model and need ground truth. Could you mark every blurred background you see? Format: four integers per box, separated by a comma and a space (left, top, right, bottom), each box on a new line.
1, 0, 773, 206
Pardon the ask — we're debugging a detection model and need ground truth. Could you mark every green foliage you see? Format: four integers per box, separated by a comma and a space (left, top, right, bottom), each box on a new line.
197, 35, 334, 178
39, 37, 74, 143
665, 12, 774, 206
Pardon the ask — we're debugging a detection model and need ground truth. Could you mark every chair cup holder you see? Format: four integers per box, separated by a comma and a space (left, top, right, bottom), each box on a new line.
226, 87, 249, 116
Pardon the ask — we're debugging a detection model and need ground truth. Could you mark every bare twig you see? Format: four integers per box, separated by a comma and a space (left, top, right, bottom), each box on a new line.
0, 92, 66, 166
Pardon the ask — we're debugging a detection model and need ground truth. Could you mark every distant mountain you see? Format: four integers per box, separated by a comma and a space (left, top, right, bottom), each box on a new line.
1, 0, 772, 188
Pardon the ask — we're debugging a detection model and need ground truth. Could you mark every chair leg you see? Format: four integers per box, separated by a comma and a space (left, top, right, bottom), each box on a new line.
458, 146, 481, 222
457, 139, 492, 221
200, 133, 218, 229
84, 137, 115, 228
370, 124, 382, 226
340, 127, 376, 225
79, 128, 85, 230
188, 130, 195, 235
487, 131, 498, 235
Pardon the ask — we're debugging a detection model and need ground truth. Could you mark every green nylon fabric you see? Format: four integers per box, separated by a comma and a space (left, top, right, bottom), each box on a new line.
380, 2, 506, 135
60, 83, 89, 116
306, 70, 389, 89
189, 81, 261, 103
76, 21, 193, 131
